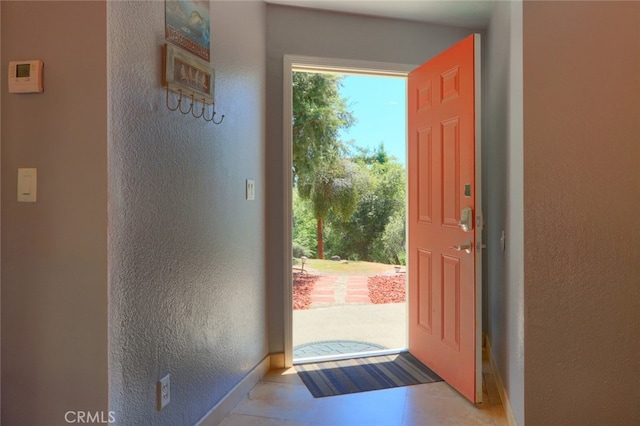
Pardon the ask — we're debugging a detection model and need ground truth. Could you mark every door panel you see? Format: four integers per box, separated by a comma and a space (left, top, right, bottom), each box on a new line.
417, 128, 433, 223
408, 34, 481, 403
442, 117, 461, 227
441, 254, 461, 351
417, 249, 433, 333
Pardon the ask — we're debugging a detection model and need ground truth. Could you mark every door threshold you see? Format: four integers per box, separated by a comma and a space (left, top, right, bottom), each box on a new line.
293, 347, 407, 365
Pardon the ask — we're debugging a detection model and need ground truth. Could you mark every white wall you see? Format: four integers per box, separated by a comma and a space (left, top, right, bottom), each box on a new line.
108, 1, 267, 425
265, 3, 481, 356
523, 1, 640, 424
484, 1, 524, 424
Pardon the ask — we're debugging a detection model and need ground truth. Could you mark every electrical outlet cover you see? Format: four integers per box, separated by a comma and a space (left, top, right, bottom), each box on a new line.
158, 374, 170, 410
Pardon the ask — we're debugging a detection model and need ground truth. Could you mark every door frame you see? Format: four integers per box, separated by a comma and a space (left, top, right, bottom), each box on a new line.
282, 55, 415, 367
282, 51, 482, 375
473, 34, 483, 402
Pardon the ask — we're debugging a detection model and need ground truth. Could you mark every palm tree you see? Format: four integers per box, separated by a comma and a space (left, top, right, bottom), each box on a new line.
297, 159, 360, 259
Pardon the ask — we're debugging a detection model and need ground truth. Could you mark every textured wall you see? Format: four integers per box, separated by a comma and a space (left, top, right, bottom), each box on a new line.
524, 1, 640, 424
484, 1, 524, 424
107, 1, 267, 425
265, 3, 480, 356
1, 2, 109, 425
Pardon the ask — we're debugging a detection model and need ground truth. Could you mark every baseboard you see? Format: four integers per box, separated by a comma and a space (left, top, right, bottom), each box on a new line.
485, 337, 519, 426
196, 354, 271, 426
269, 352, 285, 369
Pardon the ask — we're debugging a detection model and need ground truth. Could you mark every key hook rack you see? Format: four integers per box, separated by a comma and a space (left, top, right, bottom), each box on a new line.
162, 44, 225, 124
165, 87, 225, 124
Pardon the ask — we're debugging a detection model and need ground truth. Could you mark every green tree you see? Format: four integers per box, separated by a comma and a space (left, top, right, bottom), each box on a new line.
325, 146, 406, 262
292, 71, 357, 258
352, 142, 390, 165
298, 159, 362, 259
292, 192, 317, 258
374, 204, 407, 265
292, 72, 354, 185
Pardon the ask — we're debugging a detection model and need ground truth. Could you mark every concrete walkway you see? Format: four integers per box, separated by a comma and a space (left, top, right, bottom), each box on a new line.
293, 272, 407, 359
309, 275, 372, 307
293, 302, 407, 351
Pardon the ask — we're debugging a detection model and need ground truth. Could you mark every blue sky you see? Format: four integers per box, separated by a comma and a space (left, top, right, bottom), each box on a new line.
337, 74, 407, 165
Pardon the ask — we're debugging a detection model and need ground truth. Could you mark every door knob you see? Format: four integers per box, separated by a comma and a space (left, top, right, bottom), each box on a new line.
450, 241, 473, 254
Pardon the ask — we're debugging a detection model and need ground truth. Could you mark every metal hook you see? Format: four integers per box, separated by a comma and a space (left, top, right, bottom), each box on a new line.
179, 92, 193, 115
165, 86, 225, 124
166, 87, 182, 112
202, 103, 215, 122
203, 103, 225, 124
211, 112, 225, 125
191, 96, 206, 119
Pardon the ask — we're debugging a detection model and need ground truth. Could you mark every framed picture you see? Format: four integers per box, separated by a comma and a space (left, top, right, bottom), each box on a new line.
165, 0, 210, 61
162, 43, 214, 104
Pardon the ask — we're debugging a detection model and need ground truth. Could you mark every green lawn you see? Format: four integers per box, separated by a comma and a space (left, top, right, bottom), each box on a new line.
294, 258, 399, 275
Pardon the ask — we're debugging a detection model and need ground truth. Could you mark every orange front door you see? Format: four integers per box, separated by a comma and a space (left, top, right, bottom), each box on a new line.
407, 34, 482, 403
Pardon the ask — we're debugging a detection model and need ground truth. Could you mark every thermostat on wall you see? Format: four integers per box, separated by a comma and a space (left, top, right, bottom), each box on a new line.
8, 60, 43, 93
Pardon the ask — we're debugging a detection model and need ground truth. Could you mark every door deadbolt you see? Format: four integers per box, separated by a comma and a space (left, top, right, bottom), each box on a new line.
459, 207, 473, 232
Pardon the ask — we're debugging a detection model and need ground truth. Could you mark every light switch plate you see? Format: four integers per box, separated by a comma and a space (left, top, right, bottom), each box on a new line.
246, 180, 255, 201
18, 168, 37, 202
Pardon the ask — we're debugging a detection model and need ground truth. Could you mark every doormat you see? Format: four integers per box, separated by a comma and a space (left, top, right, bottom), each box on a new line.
295, 352, 442, 398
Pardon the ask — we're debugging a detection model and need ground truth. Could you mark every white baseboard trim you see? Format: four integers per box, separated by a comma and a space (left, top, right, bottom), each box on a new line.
196, 354, 271, 426
269, 352, 285, 370
485, 337, 519, 426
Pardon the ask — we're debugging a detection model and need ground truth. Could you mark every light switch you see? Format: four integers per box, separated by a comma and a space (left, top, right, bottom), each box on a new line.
18, 168, 37, 202
246, 179, 255, 201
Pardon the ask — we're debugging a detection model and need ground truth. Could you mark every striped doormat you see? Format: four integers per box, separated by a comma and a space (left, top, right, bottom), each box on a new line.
295, 352, 442, 398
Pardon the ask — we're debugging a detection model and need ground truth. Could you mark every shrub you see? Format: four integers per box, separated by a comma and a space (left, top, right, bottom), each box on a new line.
292, 241, 312, 258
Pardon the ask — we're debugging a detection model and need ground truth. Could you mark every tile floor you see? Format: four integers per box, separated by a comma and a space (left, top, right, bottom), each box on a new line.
219, 349, 507, 426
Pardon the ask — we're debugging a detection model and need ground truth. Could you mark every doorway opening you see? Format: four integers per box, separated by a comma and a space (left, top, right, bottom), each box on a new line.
284, 34, 482, 402
288, 63, 410, 364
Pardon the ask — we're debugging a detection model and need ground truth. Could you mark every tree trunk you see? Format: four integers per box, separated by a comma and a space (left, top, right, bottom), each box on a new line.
316, 217, 324, 259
